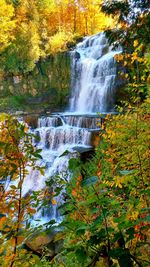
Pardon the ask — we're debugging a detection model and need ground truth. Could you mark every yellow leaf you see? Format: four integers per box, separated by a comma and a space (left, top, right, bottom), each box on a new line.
133, 40, 138, 47
17, 236, 24, 245
52, 198, 57, 205
28, 207, 36, 214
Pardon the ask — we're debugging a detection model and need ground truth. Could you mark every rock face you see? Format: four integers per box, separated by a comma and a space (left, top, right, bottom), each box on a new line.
0, 52, 71, 113
79, 147, 95, 163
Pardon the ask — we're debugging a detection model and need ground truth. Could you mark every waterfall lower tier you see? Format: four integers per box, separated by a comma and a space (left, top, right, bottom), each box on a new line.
23, 114, 101, 224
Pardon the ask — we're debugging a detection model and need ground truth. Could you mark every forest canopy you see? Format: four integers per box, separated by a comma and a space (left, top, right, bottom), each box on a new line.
0, 0, 115, 74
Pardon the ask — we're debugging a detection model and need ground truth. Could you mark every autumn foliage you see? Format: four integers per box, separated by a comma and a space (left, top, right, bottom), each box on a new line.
0, 0, 114, 74
52, 99, 150, 267
0, 115, 46, 266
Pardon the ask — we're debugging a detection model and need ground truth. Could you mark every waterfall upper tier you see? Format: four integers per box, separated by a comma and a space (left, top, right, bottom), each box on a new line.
69, 32, 121, 113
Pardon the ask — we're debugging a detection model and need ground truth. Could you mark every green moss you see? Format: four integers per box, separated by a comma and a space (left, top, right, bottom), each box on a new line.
0, 52, 71, 112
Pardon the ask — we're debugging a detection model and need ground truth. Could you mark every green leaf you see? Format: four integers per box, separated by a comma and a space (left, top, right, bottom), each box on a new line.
119, 170, 136, 175
109, 247, 125, 259
59, 150, 70, 157
32, 254, 40, 262
126, 227, 135, 241
36, 149, 42, 153
144, 214, 150, 222
92, 213, 104, 227
0, 142, 6, 148
33, 153, 42, 159
47, 219, 56, 225
76, 225, 87, 236
69, 158, 80, 171
112, 232, 123, 243
89, 229, 106, 245
81, 176, 98, 187
39, 168, 45, 176
75, 248, 86, 263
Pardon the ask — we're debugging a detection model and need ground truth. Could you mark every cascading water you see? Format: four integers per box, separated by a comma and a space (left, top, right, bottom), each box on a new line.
23, 32, 121, 224
24, 115, 93, 224
70, 32, 121, 113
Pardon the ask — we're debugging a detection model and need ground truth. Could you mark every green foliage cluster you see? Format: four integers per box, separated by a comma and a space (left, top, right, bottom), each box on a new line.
1, 92, 149, 267
50, 98, 150, 267
0, 0, 74, 75
101, 0, 150, 50
101, 0, 150, 107
0, 114, 51, 267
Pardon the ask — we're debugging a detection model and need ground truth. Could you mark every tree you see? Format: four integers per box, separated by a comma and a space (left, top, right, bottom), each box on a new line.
0, 114, 46, 267
0, 0, 41, 74
100, 0, 150, 106
101, 0, 150, 50
0, 0, 16, 53
1, 21, 41, 74
0, 0, 116, 74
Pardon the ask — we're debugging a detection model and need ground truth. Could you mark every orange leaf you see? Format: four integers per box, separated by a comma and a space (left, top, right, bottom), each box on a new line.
52, 198, 57, 205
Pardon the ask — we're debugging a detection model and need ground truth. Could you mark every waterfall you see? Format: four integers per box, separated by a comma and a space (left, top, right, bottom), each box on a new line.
24, 115, 92, 224
22, 32, 121, 224
70, 32, 121, 113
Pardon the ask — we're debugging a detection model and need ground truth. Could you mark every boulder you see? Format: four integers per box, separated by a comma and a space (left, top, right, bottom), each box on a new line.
24, 115, 38, 129
26, 229, 64, 258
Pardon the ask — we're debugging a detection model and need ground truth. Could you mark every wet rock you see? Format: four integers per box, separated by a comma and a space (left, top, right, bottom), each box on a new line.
26, 231, 56, 256
14, 111, 28, 115
73, 146, 92, 154
85, 39, 90, 48
91, 130, 102, 147
24, 115, 38, 129
74, 51, 80, 59
26, 230, 64, 257
34, 131, 40, 144
55, 117, 63, 127
73, 146, 95, 162
75, 36, 83, 43
93, 65, 98, 78
101, 45, 109, 56
80, 149, 95, 163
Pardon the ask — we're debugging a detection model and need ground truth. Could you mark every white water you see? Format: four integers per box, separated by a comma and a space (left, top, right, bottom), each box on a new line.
70, 32, 121, 113
22, 33, 121, 224
23, 117, 92, 224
